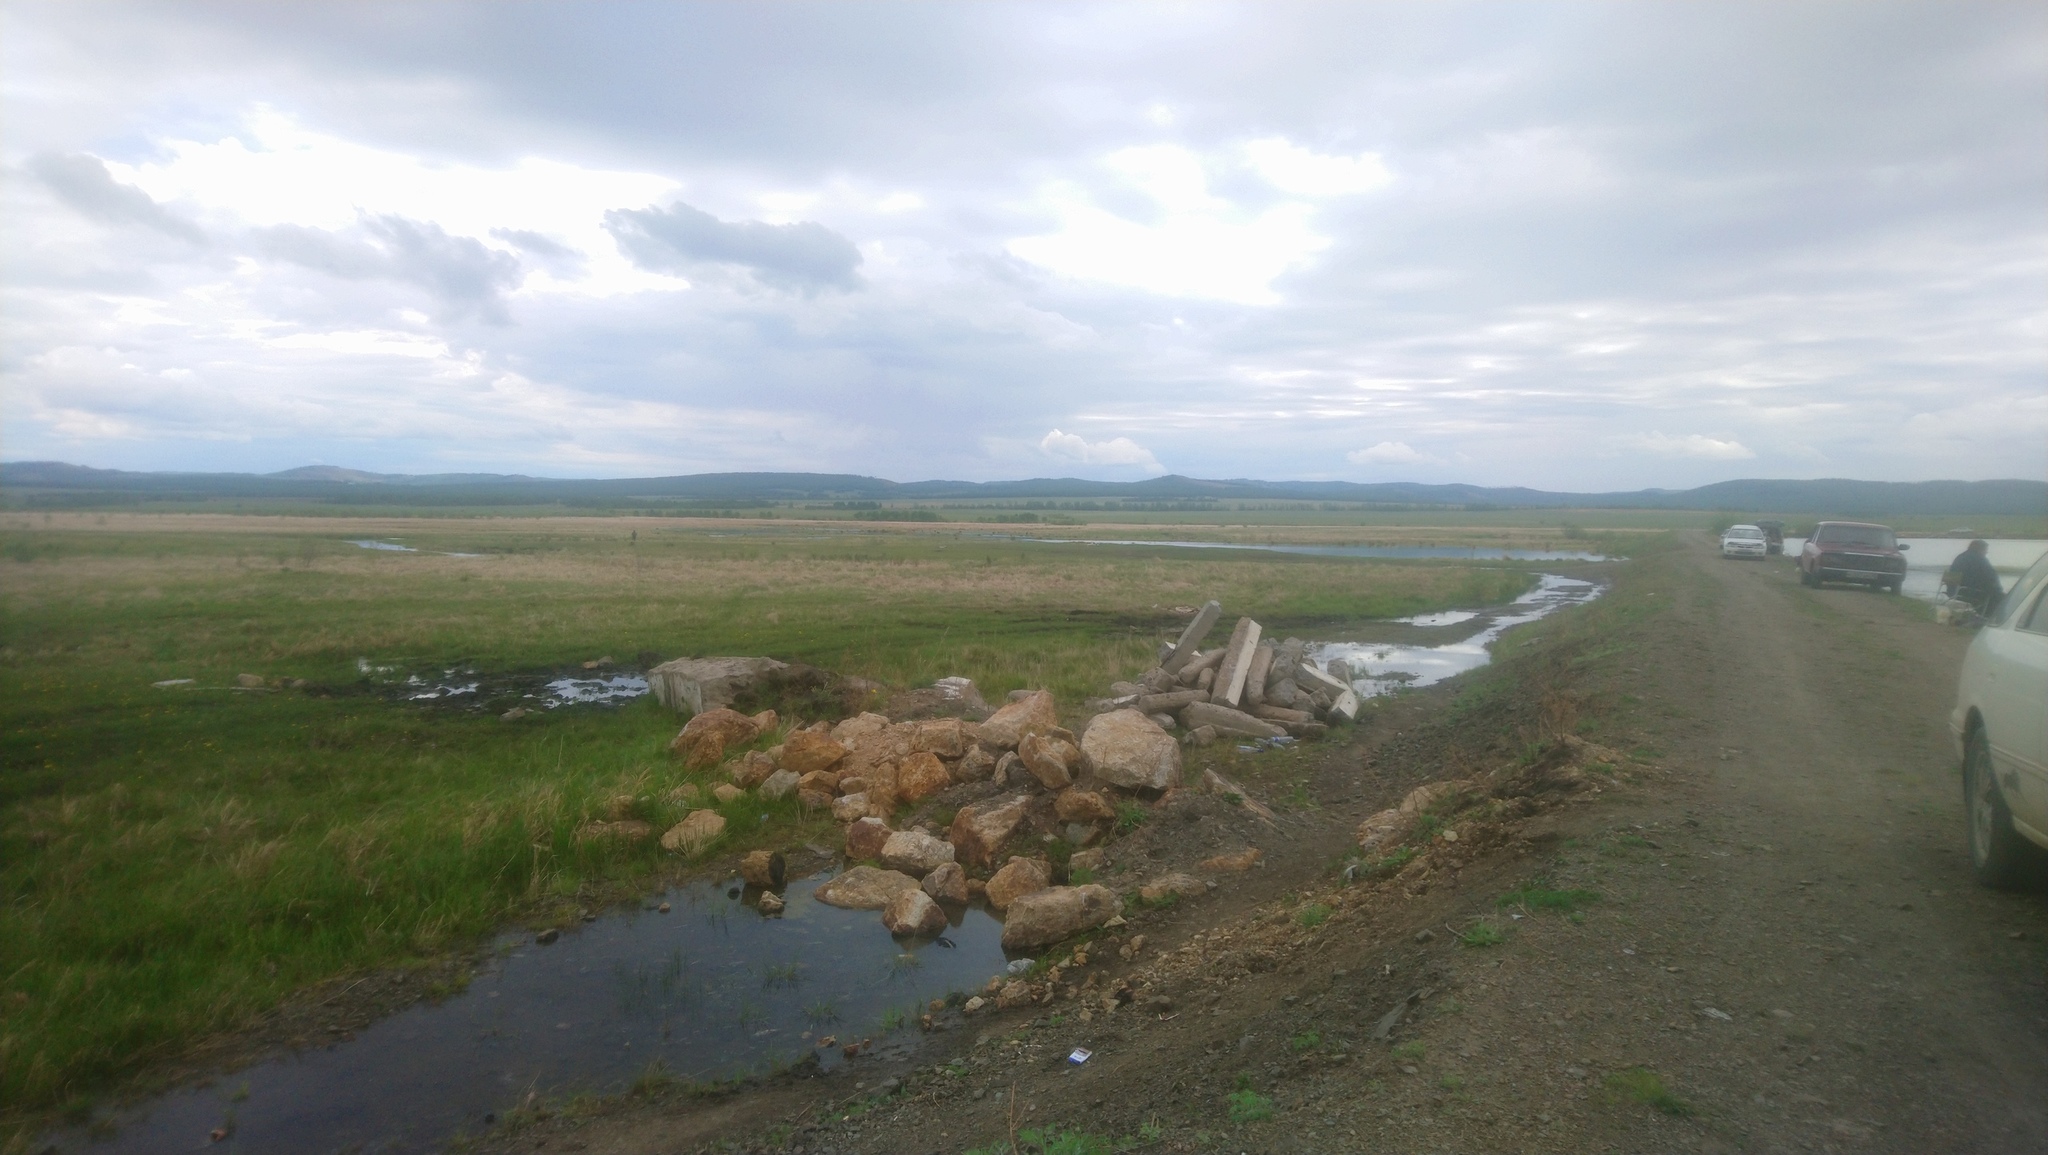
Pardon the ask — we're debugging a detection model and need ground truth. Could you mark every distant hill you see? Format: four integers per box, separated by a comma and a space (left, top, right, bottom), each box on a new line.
2, 461, 2042, 516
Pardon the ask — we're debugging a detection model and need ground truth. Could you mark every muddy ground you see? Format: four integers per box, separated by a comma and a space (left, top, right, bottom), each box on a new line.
465, 537, 2048, 1155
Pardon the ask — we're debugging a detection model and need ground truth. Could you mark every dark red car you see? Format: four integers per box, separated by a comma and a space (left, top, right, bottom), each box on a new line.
1799, 520, 1908, 593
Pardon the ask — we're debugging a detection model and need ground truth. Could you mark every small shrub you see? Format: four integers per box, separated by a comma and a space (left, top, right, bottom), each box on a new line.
1288, 1030, 1321, 1052
1460, 922, 1506, 948
1605, 1067, 1695, 1117
1226, 1089, 1275, 1124
1295, 903, 1332, 929
1114, 801, 1147, 835
1392, 1040, 1425, 1061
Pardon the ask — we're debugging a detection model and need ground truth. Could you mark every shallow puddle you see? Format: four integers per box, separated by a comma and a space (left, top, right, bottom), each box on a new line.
1311, 574, 1604, 698
60, 875, 1009, 1155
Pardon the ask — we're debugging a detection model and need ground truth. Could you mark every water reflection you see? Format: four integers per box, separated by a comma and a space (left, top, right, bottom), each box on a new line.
1311, 574, 1604, 698
59, 874, 1008, 1155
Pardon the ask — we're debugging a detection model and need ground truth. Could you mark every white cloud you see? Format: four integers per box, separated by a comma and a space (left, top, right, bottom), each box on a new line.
1625, 432, 1757, 460
1245, 138, 1394, 197
1347, 441, 1435, 466
1038, 428, 1165, 473
1006, 145, 1331, 304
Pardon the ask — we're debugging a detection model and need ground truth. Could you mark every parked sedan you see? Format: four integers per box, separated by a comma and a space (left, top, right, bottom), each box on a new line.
1951, 550, 2048, 886
1720, 524, 1768, 559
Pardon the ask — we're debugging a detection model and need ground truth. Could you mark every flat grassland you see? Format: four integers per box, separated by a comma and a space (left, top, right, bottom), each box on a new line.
0, 515, 1542, 1122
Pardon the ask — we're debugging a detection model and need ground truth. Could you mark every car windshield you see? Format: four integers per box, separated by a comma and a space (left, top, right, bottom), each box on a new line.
1815, 525, 1894, 548
1991, 552, 2048, 628
1726, 527, 1763, 539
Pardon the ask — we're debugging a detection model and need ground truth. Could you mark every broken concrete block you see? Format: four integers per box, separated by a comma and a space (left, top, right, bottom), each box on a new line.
1329, 689, 1360, 722
1175, 647, 1226, 687
648, 656, 790, 714
1208, 617, 1263, 708
1243, 642, 1275, 709
1161, 600, 1222, 675
1180, 701, 1286, 739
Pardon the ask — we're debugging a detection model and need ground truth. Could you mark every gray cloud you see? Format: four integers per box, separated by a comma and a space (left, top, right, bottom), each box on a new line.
28, 152, 206, 244
254, 215, 523, 323
605, 202, 862, 293
490, 227, 585, 277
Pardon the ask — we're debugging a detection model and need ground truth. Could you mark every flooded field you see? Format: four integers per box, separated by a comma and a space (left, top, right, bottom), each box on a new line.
1311, 574, 1605, 698
56, 873, 1009, 1155
1029, 538, 1609, 562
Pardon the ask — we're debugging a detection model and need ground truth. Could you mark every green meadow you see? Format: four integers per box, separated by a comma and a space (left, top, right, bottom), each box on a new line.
0, 515, 1541, 1123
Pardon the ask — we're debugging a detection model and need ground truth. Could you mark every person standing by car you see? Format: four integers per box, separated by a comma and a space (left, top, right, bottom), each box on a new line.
1944, 539, 2004, 614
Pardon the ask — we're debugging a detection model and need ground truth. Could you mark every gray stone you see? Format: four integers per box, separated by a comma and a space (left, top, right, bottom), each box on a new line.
1267, 678, 1301, 708
647, 656, 790, 714
1080, 709, 1182, 792
814, 866, 921, 909
1181, 701, 1286, 739
758, 769, 801, 801
921, 860, 970, 904
881, 888, 949, 936
1161, 600, 1222, 675
1149, 713, 1177, 730
880, 830, 956, 876
1000, 884, 1122, 949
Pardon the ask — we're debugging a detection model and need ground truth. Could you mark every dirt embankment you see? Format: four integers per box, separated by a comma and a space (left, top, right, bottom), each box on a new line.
473, 539, 2048, 1155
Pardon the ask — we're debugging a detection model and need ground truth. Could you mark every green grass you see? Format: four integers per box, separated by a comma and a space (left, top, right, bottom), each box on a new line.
1295, 903, 1332, 928
0, 517, 1545, 1121
1459, 922, 1507, 948
1226, 1088, 1276, 1124
1288, 1029, 1321, 1052
1604, 1067, 1696, 1117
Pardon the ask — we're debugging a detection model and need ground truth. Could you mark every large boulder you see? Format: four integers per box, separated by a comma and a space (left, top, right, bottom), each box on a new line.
978, 690, 1058, 750
813, 866, 920, 909
1055, 789, 1118, 823
880, 830, 956, 876
952, 746, 997, 782
921, 860, 969, 904
669, 708, 762, 769
985, 857, 1050, 911
1000, 884, 1122, 949
881, 888, 949, 936
649, 657, 789, 714
909, 718, 973, 758
659, 810, 726, 854
1080, 709, 1182, 792
1017, 731, 1076, 790
739, 850, 786, 888
948, 794, 1034, 869
894, 752, 954, 804
845, 816, 893, 861
779, 730, 849, 775
729, 750, 776, 788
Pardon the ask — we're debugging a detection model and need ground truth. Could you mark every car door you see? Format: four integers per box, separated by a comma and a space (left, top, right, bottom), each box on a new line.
1985, 581, 2048, 839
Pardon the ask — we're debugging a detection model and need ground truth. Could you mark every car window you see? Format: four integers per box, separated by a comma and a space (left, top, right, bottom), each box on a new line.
2021, 587, 2048, 636
1814, 525, 1895, 548
1992, 552, 2048, 629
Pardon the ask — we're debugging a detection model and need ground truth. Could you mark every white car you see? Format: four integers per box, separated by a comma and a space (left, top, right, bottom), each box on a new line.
1720, 524, 1769, 559
1951, 550, 2048, 886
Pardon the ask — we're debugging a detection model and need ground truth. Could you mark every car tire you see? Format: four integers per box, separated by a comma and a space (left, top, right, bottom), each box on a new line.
1966, 727, 2039, 889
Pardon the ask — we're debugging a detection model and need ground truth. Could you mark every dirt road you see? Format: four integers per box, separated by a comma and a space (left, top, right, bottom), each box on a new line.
482, 538, 2048, 1154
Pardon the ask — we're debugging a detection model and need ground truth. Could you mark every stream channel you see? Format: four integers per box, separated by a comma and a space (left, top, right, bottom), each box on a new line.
65, 565, 1607, 1155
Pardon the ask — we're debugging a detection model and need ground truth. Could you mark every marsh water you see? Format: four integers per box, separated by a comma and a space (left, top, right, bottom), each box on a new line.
1029, 537, 1608, 562
61, 875, 1009, 1155
87, 549, 1619, 1154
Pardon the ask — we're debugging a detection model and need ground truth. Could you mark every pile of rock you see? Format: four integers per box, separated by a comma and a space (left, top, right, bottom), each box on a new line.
665, 682, 1182, 949
1083, 599, 1361, 747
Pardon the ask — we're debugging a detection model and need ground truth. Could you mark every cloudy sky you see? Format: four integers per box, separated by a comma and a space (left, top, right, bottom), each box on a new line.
3, 1, 2043, 489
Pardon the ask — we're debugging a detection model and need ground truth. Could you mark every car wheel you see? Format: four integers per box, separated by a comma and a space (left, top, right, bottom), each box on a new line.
1966, 727, 2038, 889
